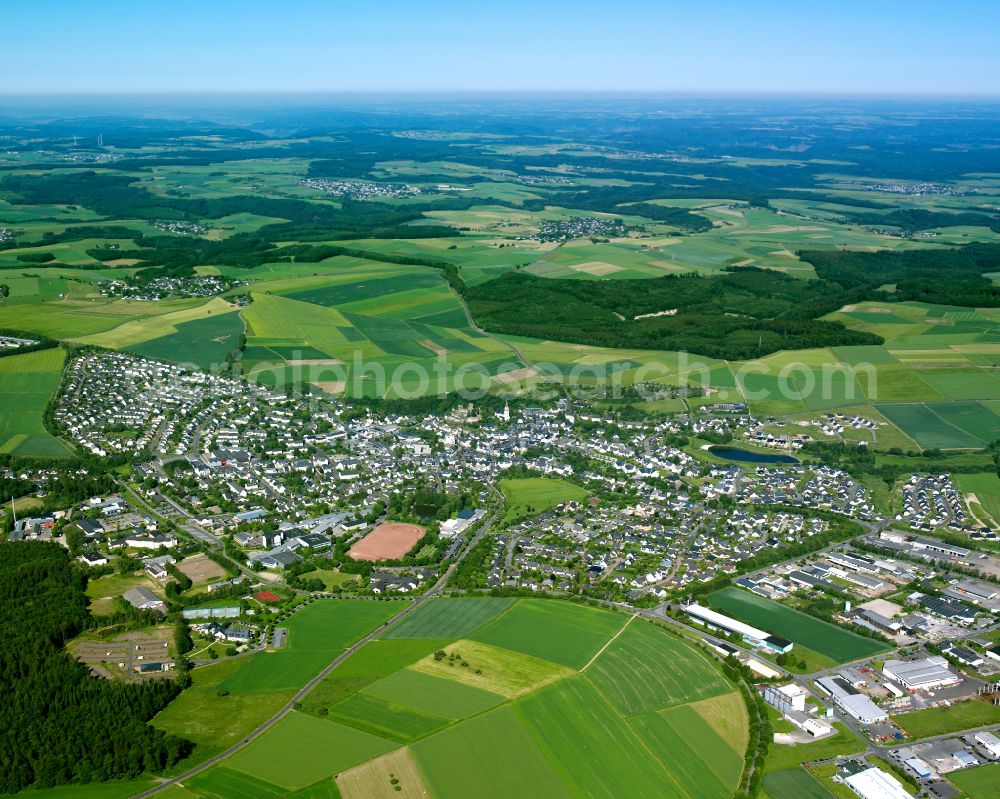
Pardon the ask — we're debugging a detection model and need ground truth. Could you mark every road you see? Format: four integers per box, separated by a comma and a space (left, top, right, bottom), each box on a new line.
131, 503, 500, 798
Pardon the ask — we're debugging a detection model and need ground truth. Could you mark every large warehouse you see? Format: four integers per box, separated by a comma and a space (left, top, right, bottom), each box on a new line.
844, 766, 913, 799
882, 657, 960, 691
683, 603, 793, 653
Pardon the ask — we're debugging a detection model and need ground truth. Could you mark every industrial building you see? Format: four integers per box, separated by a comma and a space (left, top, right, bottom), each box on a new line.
974, 731, 1000, 759
763, 683, 806, 714
816, 676, 888, 724
882, 657, 960, 691
842, 766, 913, 799
683, 602, 793, 653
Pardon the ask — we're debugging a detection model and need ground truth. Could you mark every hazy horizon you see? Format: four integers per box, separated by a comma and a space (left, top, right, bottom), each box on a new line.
3, 0, 999, 96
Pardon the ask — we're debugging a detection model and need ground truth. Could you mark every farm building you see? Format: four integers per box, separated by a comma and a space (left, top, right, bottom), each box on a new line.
683, 602, 793, 653
882, 657, 960, 691
122, 587, 165, 611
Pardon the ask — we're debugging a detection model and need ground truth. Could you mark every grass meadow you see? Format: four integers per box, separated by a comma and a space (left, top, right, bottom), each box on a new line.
0, 347, 72, 457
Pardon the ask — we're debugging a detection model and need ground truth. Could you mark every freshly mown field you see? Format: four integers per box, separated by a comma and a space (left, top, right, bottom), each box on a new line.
380, 596, 514, 639
708, 587, 890, 663
947, 763, 1000, 799
498, 477, 591, 523
195, 599, 746, 798
470, 598, 625, 669
410, 638, 571, 698
0, 347, 72, 457
336, 747, 428, 799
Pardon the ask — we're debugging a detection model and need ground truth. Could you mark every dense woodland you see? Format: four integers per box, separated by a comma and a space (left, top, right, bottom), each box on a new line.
465, 242, 1000, 359
0, 542, 189, 793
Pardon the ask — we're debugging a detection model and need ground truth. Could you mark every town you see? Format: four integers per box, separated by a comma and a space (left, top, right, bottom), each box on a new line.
3, 347, 994, 799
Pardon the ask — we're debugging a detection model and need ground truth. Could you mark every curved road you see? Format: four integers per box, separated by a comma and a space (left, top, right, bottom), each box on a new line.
131, 508, 499, 798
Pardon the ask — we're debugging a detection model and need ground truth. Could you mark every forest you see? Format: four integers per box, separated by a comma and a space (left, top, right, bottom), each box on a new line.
465, 267, 881, 359
0, 541, 189, 793
465, 242, 1000, 358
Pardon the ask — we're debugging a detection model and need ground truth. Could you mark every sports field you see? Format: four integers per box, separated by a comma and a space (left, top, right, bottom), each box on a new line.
0, 347, 72, 457
708, 587, 890, 663
348, 522, 425, 561
198, 599, 747, 797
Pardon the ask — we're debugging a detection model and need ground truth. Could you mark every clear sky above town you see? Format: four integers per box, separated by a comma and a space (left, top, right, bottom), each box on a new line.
3, 0, 999, 96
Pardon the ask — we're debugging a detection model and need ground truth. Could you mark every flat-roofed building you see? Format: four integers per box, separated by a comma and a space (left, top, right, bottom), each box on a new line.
683, 602, 793, 653
882, 656, 960, 691
843, 766, 912, 799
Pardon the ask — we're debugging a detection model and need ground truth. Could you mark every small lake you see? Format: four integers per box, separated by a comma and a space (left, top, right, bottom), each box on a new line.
707, 445, 799, 464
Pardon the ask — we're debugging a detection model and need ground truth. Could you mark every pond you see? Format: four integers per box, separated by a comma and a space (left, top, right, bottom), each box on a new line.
707, 445, 799, 464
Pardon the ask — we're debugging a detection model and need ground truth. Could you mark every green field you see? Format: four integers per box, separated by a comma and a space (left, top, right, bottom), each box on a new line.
470, 599, 625, 669
763, 768, 837, 799
585, 620, 731, 714
629, 705, 743, 798
894, 699, 1000, 739
223, 711, 395, 791
0, 347, 72, 456
6, 780, 160, 799
327, 690, 449, 742
362, 668, 504, 719
948, 763, 1000, 799
412, 706, 573, 799
955, 472, 1000, 524
127, 310, 244, 368
380, 596, 514, 639
708, 587, 890, 663
498, 477, 591, 523
516, 677, 689, 799
158, 599, 745, 798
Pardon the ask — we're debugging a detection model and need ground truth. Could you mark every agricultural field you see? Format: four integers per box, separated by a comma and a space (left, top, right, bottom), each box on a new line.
498, 477, 591, 523
154, 600, 401, 768
193, 598, 745, 798
585, 619, 731, 714
708, 587, 890, 664
469, 599, 625, 669
380, 596, 514, 639
0, 347, 73, 457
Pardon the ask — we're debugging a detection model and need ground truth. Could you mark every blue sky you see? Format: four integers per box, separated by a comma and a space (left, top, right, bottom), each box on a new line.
3, 0, 999, 95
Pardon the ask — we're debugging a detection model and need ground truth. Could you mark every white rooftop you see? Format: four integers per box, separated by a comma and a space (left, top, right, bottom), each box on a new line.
844, 767, 912, 799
